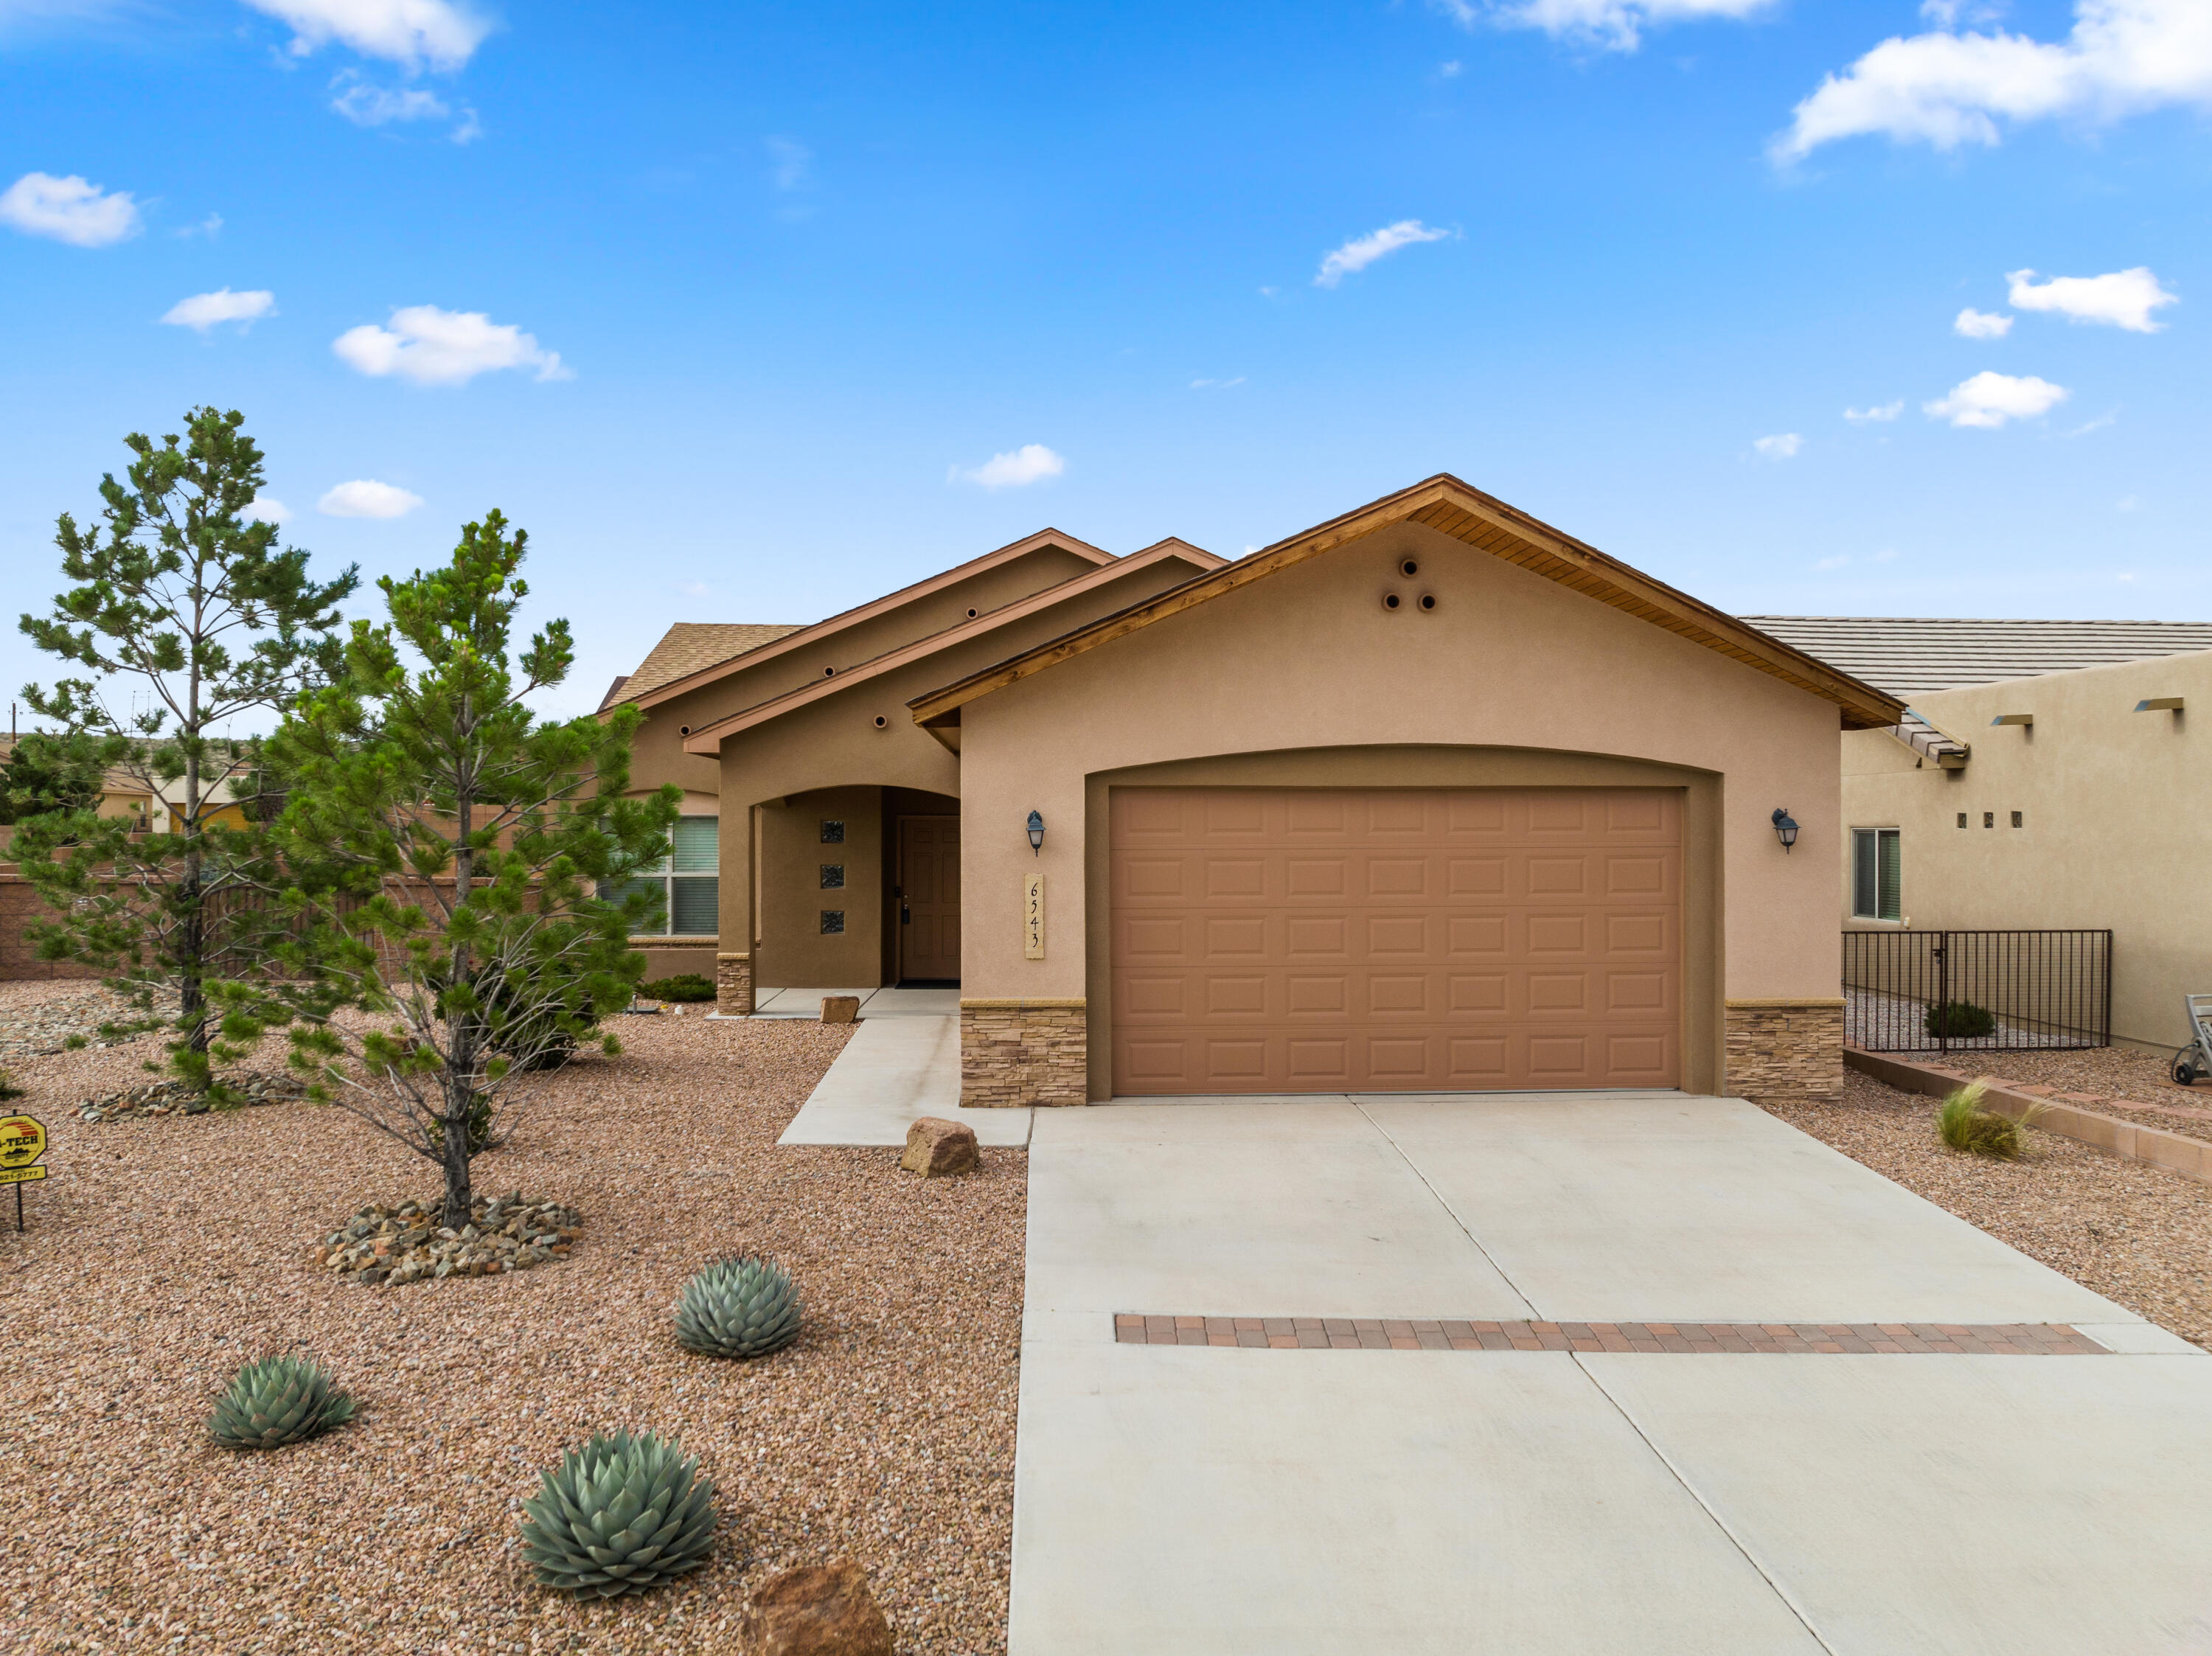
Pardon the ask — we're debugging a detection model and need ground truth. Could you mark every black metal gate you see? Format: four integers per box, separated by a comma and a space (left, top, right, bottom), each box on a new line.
1842, 929, 2112, 1054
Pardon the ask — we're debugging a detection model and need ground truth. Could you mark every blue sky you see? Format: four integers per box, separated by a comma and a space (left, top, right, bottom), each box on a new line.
4, 0, 2207, 719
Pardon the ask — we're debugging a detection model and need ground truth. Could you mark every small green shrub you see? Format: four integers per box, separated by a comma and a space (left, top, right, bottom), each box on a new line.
208, 1355, 357, 1450
520, 1431, 717, 1598
0, 1069, 22, 1101
1935, 1082, 2039, 1160
1924, 1000, 1996, 1040
673, 1253, 803, 1359
639, 974, 717, 1003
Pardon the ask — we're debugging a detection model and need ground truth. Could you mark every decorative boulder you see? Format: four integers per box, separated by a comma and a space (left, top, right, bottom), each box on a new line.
738, 1559, 894, 1656
821, 995, 861, 1025
900, 1116, 978, 1177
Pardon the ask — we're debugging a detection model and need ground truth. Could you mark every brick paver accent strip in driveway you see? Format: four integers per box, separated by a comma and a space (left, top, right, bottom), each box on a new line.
1113, 1315, 2110, 1354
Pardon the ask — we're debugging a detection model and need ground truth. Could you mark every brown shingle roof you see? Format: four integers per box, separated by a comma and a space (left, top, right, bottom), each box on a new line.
1740, 617, 2212, 697
609, 623, 804, 707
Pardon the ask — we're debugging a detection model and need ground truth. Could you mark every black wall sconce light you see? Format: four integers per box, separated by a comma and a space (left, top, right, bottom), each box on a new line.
1026, 810, 1045, 855
1771, 807, 1799, 852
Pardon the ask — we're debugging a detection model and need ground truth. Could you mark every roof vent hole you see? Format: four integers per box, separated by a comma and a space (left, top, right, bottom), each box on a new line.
873, 714, 888, 729
1399, 559, 1419, 577
1418, 593, 1437, 612
966, 608, 978, 619
823, 666, 835, 677
678, 724, 691, 736
1382, 592, 1402, 611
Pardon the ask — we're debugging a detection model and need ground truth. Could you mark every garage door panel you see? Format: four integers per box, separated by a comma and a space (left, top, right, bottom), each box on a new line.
1110, 787, 1681, 1094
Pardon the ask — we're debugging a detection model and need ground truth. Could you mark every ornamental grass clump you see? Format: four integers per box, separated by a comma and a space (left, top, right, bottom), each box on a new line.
673, 1253, 803, 1360
1936, 1082, 2039, 1161
519, 1431, 717, 1599
207, 1355, 356, 1450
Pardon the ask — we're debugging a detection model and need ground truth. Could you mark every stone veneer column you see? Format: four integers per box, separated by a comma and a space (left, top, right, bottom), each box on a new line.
960, 998, 1088, 1107
715, 952, 754, 1017
1723, 998, 1844, 1106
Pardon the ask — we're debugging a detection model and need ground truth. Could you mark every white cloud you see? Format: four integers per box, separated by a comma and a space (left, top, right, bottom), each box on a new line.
1924, 370, 2070, 427
1844, 399, 1905, 422
1776, 0, 2212, 161
1954, 307, 2013, 338
1815, 554, 1850, 570
2117, 494, 2139, 512
1190, 376, 1247, 390
318, 479, 424, 518
0, 171, 141, 246
160, 288, 277, 332
333, 305, 570, 386
1871, 547, 1900, 561
2007, 265, 2177, 331
1753, 432, 1803, 459
950, 445, 1066, 490
248, 495, 292, 524
767, 136, 810, 190
243, 0, 490, 71
177, 212, 223, 240
2067, 409, 2119, 436
331, 72, 448, 125
1315, 220, 1451, 288
1461, 0, 1775, 53
1440, 59, 1464, 75
675, 580, 709, 599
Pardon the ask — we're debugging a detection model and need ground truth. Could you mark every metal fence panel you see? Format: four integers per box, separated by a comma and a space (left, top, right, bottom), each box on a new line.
1842, 929, 2112, 1054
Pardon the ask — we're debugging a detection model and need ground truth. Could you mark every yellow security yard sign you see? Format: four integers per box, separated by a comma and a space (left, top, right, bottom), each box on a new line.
0, 1113, 45, 1177
1, 1115, 46, 1235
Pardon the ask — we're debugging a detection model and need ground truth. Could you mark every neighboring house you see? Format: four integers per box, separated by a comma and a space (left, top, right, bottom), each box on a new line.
1747, 616, 2212, 1053
608, 474, 1902, 1109
0, 734, 156, 832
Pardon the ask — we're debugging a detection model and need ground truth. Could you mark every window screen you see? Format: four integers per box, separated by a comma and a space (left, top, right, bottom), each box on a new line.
1851, 829, 1901, 922
600, 815, 719, 936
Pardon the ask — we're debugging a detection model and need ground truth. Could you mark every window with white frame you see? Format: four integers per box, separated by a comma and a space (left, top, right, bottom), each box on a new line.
1851, 828, 1901, 922
604, 816, 719, 936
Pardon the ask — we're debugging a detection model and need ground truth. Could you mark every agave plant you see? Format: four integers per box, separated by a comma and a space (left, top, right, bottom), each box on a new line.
207, 1355, 357, 1450
519, 1431, 717, 1598
673, 1253, 802, 1359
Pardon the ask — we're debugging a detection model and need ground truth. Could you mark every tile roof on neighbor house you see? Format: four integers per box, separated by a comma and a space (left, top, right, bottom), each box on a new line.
605, 622, 804, 709
1740, 616, 2212, 697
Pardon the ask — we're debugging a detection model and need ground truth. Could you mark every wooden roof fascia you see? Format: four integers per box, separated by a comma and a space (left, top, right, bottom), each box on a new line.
634, 526, 1118, 714
908, 476, 1906, 732
681, 540, 1212, 755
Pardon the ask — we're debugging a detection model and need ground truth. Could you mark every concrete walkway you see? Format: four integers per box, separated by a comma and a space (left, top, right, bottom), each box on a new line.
777, 1012, 1032, 1147
1012, 1093, 2212, 1655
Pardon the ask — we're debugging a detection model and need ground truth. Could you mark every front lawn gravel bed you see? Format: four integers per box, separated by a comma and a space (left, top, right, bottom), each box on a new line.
1773, 1071, 2212, 1351
0, 978, 174, 1063
1, 1000, 1026, 1655
1941, 1045, 2212, 1146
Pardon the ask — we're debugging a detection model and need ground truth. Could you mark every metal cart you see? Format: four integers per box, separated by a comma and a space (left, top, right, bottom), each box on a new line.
2174, 995, 2212, 1086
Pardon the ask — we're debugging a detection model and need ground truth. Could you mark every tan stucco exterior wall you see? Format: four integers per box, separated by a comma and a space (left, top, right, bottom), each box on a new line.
956, 519, 1845, 1098
1841, 647, 2212, 1051
709, 554, 1216, 989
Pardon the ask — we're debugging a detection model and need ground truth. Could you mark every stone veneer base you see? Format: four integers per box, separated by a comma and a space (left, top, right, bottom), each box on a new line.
715, 952, 754, 1017
1724, 998, 1845, 1106
961, 998, 1088, 1108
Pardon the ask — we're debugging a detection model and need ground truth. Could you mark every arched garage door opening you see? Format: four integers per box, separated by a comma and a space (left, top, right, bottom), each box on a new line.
1108, 786, 1682, 1094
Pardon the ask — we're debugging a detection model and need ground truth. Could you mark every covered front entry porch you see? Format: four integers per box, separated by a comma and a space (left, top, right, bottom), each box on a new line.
719, 784, 959, 1012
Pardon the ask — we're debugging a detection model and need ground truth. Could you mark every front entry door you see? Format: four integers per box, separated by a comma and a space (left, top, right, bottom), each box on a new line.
898, 816, 961, 982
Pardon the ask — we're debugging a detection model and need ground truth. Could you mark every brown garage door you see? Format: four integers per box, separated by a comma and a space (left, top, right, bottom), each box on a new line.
1109, 787, 1681, 1094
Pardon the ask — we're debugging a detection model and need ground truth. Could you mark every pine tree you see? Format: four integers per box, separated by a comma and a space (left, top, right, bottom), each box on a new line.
0, 729, 116, 825
13, 408, 358, 1093
268, 510, 676, 1228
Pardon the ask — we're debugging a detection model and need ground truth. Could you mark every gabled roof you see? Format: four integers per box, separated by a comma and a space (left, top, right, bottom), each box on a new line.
1741, 616, 2212, 697
628, 527, 1116, 713
908, 474, 1908, 732
610, 625, 803, 708
682, 537, 1224, 754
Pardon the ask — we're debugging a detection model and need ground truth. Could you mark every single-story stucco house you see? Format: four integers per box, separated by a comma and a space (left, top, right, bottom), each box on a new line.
600, 476, 1906, 1109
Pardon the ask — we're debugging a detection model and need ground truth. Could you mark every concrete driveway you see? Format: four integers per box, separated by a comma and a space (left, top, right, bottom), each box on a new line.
1011, 1093, 2212, 1655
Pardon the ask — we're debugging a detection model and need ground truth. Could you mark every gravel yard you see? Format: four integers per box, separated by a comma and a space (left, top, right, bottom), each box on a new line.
1773, 1071, 2212, 1350
1, 1002, 1026, 1655
0, 978, 173, 1066
1944, 1044, 2212, 1145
